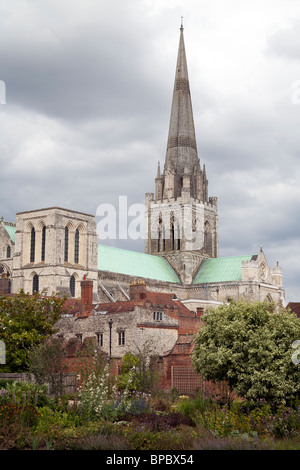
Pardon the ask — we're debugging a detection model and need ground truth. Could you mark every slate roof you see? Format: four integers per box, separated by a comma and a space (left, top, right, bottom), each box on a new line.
98, 244, 181, 284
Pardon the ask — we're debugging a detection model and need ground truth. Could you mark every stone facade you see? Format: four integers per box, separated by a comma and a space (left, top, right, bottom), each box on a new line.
3, 207, 98, 300
0, 218, 15, 285
56, 281, 203, 361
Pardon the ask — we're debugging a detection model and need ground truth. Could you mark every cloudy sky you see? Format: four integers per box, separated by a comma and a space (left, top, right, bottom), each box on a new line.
1, 0, 300, 303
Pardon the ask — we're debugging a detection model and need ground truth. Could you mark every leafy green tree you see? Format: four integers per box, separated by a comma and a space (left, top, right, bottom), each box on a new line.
192, 300, 300, 405
118, 340, 160, 393
27, 338, 68, 399
0, 291, 66, 372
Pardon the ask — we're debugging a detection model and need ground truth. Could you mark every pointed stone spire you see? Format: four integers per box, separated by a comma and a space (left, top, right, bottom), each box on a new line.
156, 161, 161, 179
164, 22, 201, 199
155, 161, 163, 200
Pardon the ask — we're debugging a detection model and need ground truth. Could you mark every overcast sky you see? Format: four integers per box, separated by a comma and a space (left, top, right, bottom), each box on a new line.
1, 0, 300, 303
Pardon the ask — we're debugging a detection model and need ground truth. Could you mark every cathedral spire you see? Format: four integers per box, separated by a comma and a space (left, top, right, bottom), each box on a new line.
164, 22, 200, 199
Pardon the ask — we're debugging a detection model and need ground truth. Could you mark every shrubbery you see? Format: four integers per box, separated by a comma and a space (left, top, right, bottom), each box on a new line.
0, 366, 299, 449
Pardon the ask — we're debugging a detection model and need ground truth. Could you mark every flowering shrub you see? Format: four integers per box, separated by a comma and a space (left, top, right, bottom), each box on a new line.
0, 402, 20, 425
0, 401, 39, 428
78, 364, 150, 421
194, 399, 300, 439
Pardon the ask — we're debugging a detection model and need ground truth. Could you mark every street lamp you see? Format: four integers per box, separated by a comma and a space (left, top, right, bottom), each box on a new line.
108, 318, 113, 359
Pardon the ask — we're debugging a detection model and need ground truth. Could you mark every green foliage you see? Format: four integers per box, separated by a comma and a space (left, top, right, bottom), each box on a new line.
27, 338, 68, 398
174, 394, 213, 421
33, 405, 82, 440
0, 380, 49, 407
78, 361, 152, 422
192, 300, 300, 404
0, 400, 39, 428
118, 341, 160, 393
0, 291, 66, 372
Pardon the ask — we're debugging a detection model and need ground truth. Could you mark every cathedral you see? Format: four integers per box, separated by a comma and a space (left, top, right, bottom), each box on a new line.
0, 25, 285, 315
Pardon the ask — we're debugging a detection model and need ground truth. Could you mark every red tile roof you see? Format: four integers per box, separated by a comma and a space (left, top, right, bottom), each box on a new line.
93, 291, 195, 318
287, 302, 300, 318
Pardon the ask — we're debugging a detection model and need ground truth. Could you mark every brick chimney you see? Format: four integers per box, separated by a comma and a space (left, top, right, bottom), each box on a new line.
196, 307, 204, 317
129, 280, 147, 301
80, 279, 93, 315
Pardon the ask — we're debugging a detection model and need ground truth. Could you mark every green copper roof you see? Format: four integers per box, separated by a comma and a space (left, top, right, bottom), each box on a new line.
98, 245, 181, 283
5, 225, 16, 243
193, 255, 254, 284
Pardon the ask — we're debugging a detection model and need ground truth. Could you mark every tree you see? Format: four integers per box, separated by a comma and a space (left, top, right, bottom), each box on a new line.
192, 300, 300, 405
0, 291, 66, 372
27, 338, 68, 399
118, 340, 160, 393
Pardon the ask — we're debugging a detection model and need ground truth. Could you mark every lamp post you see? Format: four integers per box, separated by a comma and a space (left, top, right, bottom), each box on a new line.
108, 318, 113, 359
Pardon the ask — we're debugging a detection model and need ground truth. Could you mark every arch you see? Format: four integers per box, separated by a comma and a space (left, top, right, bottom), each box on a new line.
6, 245, 11, 259
41, 225, 46, 262
177, 222, 181, 250
74, 228, 79, 263
64, 226, 69, 262
171, 222, 175, 250
64, 222, 76, 263
157, 215, 165, 252
69, 272, 79, 298
32, 273, 39, 294
74, 223, 86, 265
265, 293, 273, 303
170, 212, 181, 251
70, 275, 76, 297
0, 263, 11, 276
0, 263, 11, 294
204, 221, 212, 256
30, 227, 36, 263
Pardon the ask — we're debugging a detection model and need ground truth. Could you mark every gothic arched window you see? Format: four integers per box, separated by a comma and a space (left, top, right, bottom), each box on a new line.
204, 221, 212, 256
74, 229, 79, 263
64, 226, 69, 262
158, 226, 161, 252
171, 223, 175, 250
32, 274, 39, 294
41, 225, 46, 262
30, 227, 35, 263
6, 246, 11, 259
70, 275, 76, 297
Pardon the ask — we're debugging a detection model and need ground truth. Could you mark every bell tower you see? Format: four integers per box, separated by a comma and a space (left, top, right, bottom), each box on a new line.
145, 22, 218, 283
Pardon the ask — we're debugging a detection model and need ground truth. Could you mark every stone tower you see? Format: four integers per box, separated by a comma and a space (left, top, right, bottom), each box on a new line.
11, 207, 99, 300
145, 23, 218, 283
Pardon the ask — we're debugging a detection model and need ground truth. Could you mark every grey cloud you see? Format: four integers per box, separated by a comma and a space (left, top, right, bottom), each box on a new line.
265, 20, 300, 61
0, 1, 300, 302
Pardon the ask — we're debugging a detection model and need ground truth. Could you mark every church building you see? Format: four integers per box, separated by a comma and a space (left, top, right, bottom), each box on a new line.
0, 25, 285, 317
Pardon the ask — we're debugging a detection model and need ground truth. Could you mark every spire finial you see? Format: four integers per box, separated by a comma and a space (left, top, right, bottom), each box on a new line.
180, 17, 184, 31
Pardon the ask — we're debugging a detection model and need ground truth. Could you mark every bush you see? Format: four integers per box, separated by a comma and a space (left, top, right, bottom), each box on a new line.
193, 431, 273, 450
0, 380, 49, 407
174, 394, 213, 422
